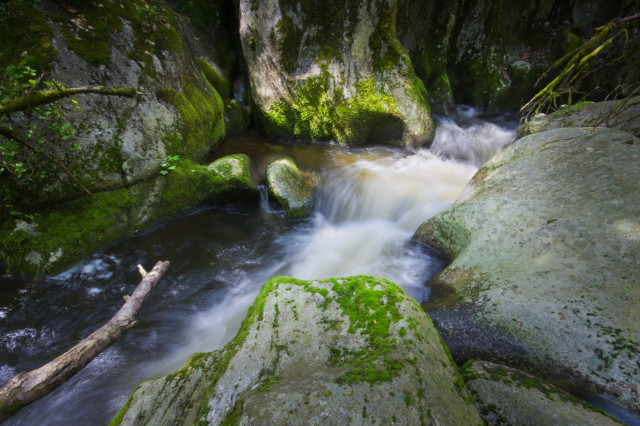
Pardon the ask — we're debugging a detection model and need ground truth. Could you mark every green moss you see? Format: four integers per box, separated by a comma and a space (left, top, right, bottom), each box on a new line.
275, 14, 303, 74
220, 396, 245, 426
109, 384, 144, 426
276, 0, 358, 67
158, 79, 225, 161
0, 399, 21, 416
0, 155, 256, 275
259, 76, 403, 144
49, 0, 180, 68
0, 1, 57, 71
196, 57, 230, 103
404, 390, 412, 406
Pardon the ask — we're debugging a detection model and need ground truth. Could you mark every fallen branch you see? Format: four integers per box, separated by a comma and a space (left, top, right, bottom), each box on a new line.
0, 260, 170, 421
0, 86, 140, 116
0, 125, 94, 197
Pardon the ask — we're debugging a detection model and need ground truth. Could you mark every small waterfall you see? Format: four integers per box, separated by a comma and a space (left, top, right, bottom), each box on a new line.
258, 184, 272, 212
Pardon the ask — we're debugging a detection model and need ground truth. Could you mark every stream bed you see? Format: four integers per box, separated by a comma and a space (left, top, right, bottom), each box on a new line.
0, 107, 517, 424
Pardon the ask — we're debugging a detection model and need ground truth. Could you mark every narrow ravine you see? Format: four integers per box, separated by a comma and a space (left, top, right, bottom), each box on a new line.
0, 107, 516, 425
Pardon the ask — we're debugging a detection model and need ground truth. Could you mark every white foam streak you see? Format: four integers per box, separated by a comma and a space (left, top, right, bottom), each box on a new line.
430, 118, 515, 167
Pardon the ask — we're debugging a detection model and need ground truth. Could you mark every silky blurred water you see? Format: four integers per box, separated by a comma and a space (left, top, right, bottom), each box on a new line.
0, 106, 517, 425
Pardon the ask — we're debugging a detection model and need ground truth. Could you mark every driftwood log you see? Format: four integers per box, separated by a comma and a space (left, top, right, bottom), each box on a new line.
0, 260, 170, 420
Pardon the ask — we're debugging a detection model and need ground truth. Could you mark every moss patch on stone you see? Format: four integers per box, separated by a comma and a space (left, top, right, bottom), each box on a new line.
0, 154, 256, 276
258, 76, 403, 144
0, 1, 57, 71
195, 57, 230, 103
49, 0, 181, 67
158, 79, 225, 161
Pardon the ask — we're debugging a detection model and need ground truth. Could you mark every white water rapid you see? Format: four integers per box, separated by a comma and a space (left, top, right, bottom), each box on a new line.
2, 107, 517, 425
145, 108, 517, 377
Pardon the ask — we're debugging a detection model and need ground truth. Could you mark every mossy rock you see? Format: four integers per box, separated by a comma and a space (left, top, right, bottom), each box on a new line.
112, 276, 481, 425
266, 157, 315, 218
0, 155, 257, 276
462, 360, 623, 425
414, 127, 640, 415
239, 0, 434, 146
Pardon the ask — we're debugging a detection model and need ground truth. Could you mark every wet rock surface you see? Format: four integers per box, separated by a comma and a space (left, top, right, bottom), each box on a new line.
113, 276, 481, 425
415, 127, 640, 416
462, 360, 624, 425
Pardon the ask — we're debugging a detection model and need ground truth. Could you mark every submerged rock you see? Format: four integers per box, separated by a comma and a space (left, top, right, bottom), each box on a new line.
266, 157, 315, 218
112, 276, 482, 425
517, 97, 640, 138
414, 127, 640, 415
461, 360, 623, 425
238, 0, 434, 146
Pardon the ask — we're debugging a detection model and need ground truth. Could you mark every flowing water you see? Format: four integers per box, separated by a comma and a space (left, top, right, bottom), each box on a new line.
0, 107, 517, 424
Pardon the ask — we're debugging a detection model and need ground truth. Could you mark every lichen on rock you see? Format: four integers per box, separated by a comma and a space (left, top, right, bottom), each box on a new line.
112, 276, 482, 425
414, 127, 640, 415
266, 157, 315, 218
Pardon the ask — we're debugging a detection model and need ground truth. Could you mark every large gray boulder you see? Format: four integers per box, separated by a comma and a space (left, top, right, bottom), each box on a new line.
238, 0, 435, 146
462, 360, 623, 425
517, 97, 640, 139
112, 276, 482, 425
266, 157, 315, 218
414, 127, 640, 414
2, 0, 226, 206
0, 1, 240, 275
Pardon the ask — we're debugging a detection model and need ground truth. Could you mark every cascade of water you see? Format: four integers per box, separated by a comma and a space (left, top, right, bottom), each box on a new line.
0, 107, 517, 425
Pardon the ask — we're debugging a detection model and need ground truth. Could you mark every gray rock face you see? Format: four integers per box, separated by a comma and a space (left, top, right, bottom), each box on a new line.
517, 97, 640, 138
112, 276, 482, 425
5, 1, 226, 207
238, 0, 434, 146
396, 0, 640, 112
462, 360, 623, 425
414, 127, 640, 414
266, 157, 315, 217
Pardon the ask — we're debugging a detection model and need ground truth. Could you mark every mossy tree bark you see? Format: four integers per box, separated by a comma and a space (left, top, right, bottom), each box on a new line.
0, 260, 170, 421
0, 85, 140, 198
0, 86, 140, 115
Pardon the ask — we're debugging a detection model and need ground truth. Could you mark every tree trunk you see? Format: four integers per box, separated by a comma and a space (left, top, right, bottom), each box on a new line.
0, 260, 170, 421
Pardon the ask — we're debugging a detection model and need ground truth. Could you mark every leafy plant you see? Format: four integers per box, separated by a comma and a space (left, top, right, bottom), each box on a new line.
159, 155, 180, 175
0, 58, 139, 217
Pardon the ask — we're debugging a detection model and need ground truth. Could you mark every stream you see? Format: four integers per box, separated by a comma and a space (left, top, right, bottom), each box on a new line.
0, 107, 517, 425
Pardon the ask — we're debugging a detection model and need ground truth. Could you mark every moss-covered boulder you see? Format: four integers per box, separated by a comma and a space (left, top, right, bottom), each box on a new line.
461, 360, 623, 425
0, 155, 257, 275
0, 1, 245, 275
517, 97, 640, 138
238, 0, 434, 146
413, 127, 640, 414
266, 157, 315, 218
0, 0, 229, 207
112, 276, 482, 425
